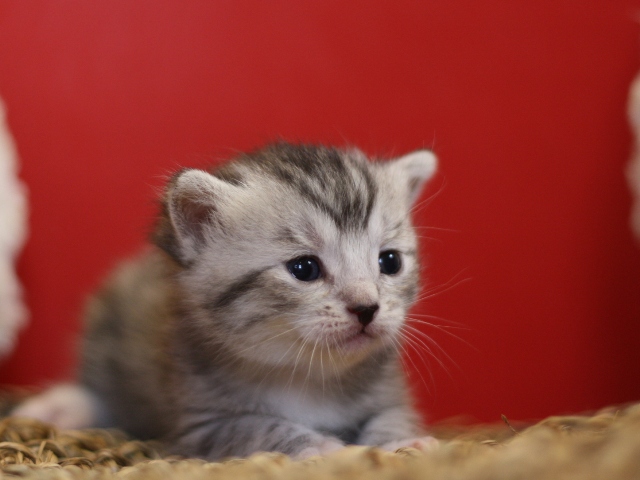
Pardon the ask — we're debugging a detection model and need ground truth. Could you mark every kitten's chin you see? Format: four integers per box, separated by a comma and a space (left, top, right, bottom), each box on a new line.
339, 331, 373, 352
333, 330, 384, 356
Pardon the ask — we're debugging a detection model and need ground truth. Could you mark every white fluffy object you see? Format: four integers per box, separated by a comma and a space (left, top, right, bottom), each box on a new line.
628, 75, 640, 240
0, 98, 28, 358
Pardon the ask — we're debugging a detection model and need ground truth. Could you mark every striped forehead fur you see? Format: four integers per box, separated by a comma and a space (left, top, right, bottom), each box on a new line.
212, 143, 377, 231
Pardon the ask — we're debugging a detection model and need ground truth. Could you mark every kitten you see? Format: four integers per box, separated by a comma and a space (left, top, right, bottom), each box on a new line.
14, 143, 438, 459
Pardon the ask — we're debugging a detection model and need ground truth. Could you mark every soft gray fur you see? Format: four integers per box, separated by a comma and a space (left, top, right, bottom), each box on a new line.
62, 143, 437, 459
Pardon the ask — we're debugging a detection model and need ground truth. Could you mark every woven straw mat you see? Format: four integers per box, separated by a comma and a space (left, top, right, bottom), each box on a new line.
0, 403, 640, 479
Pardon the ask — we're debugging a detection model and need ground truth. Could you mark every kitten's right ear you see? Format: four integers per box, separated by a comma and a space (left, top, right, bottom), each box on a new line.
154, 169, 232, 266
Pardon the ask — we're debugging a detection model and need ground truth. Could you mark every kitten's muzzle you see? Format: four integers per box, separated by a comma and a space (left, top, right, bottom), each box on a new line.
347, 304, 379, 327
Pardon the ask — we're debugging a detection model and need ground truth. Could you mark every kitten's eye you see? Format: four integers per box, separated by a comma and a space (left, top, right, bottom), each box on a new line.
286, 256, 321, 281
379, 250, 402, 275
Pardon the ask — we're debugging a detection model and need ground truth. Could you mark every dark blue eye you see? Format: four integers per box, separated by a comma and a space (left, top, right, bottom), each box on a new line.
286, 256, 321, 281
379, 250, 402, 275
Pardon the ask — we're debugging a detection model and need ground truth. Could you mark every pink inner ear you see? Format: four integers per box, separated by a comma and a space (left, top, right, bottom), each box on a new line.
408, 178, 420, 199
186, 199, 214, 227
173, 194, 216, 246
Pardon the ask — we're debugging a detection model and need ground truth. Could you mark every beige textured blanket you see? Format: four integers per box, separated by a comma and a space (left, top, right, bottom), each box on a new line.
1, 403, 639, 479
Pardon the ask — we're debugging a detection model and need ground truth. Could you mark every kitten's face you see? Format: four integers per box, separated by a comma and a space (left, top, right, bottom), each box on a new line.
157, 144, 436, 375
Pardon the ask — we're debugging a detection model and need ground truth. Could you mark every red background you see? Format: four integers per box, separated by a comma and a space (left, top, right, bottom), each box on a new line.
0, 1, 639, 424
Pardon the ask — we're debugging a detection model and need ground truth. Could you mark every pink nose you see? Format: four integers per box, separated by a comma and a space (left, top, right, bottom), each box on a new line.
347, 304, 379, 327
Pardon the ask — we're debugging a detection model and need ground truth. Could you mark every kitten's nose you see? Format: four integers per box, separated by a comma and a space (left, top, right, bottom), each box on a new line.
347, 304, 379, 327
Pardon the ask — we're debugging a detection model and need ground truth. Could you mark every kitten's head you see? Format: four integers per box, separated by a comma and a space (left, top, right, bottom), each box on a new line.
155, 143, 436, 374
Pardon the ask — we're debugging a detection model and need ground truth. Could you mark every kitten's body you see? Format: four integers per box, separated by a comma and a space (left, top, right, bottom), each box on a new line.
15, 143, 437, 459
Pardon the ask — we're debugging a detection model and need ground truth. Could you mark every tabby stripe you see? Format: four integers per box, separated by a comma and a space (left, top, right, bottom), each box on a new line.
209, 268, 269, 310
256, 144, 377, 231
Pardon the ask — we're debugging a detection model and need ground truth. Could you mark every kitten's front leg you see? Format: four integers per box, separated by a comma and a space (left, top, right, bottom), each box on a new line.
357, 406, 438, 452
173, 413, 344, 460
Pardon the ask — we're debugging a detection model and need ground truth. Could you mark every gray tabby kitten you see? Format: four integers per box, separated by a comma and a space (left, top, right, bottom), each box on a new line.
14, 143, 438, 459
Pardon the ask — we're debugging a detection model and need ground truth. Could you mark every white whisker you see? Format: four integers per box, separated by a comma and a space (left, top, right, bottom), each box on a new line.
233, 326, 298, 357
401, 324, 458, 379
286, 331, 313, 394
415, 270, 471, 303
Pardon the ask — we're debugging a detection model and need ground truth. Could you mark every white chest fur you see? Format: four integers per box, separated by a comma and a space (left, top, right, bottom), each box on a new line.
262, 385, 360, 431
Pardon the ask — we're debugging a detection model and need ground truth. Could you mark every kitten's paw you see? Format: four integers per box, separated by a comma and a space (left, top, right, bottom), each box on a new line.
295, 438, 344, 460
11, 384, 101, 430
380, 435, 439, 453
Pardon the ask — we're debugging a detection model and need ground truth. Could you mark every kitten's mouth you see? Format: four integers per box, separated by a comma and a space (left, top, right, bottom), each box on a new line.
337, 329, 375, 352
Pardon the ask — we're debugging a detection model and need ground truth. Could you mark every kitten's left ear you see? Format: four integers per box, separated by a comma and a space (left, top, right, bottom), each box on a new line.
392, 149, 438, 205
